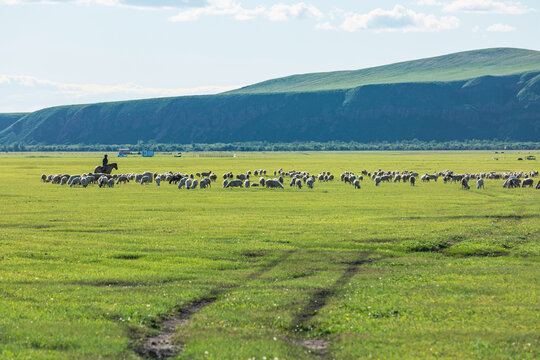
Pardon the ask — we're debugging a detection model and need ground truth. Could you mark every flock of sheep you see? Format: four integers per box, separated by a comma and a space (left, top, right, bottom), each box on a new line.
41, 168, 540, 190
339, 169, 540, 190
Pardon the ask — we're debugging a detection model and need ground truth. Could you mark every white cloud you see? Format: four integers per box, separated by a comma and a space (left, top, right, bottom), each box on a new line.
0, 74, 239, 99
169, 1, 323, 22
315, 21, 337, 31
266, 3, 323, 21
415, 0, 444, 5
340, 5, 460, 32
0, 0, 198, 10
486, 23, 516, 31
417, 0, 536, 14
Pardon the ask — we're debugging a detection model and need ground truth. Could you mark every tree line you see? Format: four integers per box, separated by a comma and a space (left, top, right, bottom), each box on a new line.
2, 139, 539, 152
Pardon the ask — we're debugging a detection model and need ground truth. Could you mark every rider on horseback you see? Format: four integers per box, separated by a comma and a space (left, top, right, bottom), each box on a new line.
99, 154, 108, 173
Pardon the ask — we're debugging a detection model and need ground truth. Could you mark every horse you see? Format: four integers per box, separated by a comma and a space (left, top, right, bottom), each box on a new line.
94, 163, 118, 174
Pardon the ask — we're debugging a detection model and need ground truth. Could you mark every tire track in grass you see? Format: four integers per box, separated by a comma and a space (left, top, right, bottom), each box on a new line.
136, 250, 296, 359
290, 256, 374, 358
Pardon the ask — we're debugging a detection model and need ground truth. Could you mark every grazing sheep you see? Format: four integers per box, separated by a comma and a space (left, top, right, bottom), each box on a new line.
295, 179, 302, 189
60, 176, 69, 185
278, 176, 284, 184
140, 172, 153, 182
70, 177, 81, 187
226, 179, 243, 188
374, 176, 381, 186
169, 173, 184, 184
201, 171, 212, 177
461, 178, 470, 190
155, 178, 161, 186
67, 175, 81, 186
185, 178, 193, 189
210, 173, 217, 182
536, 180, 540, 189
81, 177, 89, 188
178, 177, 188, 189
107, 178, 115, 188
191, 179, 198, 189
200, 178, 211, 189
223, 179, 229, 188
46, 175, 54, 183
244, 179, 250, 188
236, 174, 247, 181
410, 176, 416, 186
98, 176, 108, 188
521, 178, 534, 188
306, 177, 314, 189
353, 179, 361, 189
41, 174, 47, 182
265, 179, 284, 189
140, 175, 152, 185
476, 178, 484, 189
116, 175, 129, 185
259, 177, 266, 187
503, 177, 520, 188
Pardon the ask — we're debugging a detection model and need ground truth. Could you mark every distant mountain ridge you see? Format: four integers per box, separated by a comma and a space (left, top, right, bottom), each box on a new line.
1, 48, 539, 145
227, 48, 540, 94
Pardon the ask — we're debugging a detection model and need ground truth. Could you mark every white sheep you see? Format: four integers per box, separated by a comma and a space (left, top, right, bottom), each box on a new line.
265, 179, 284, 189
178, 177, 187, 189
476, 178, 484, 189
140, 175, 152, 185
225, 179, 243, 188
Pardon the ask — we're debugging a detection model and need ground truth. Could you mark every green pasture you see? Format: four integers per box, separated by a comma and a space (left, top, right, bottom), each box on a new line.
0, 151, 538, 359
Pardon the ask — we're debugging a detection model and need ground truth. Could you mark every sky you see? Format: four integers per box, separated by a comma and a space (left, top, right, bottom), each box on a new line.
0, 0, 539, 112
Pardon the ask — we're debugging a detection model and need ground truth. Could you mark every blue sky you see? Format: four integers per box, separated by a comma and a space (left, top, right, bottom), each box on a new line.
0, 0, 538, 112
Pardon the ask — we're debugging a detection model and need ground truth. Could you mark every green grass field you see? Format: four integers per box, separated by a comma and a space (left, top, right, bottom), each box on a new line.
228, 48, 540, 94
0, 151, 538, 359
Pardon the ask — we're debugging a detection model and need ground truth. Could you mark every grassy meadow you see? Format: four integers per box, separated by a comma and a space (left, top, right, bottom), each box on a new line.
0, 151, 538, 359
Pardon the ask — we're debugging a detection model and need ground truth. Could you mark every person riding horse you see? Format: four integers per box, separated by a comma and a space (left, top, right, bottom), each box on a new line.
102, 154, 108, 168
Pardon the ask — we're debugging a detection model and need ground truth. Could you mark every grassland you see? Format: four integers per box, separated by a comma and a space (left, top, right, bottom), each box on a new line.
228, 48, 540, 94
0, 151, 538, 359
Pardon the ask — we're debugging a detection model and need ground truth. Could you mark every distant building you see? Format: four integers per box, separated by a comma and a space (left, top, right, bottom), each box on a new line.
142, 150, 154, 157
118, 148, 130, 155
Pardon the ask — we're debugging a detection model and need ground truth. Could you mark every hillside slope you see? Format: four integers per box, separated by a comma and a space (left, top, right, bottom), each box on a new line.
0, 113, 27, 132
1, 72, 539, 145
227, 48, 540, 94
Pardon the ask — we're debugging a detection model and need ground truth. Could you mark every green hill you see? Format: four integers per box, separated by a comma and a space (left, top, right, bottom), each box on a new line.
227, 48, 540, 94
0, 48, 539, 146
0, 113, 27, 132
